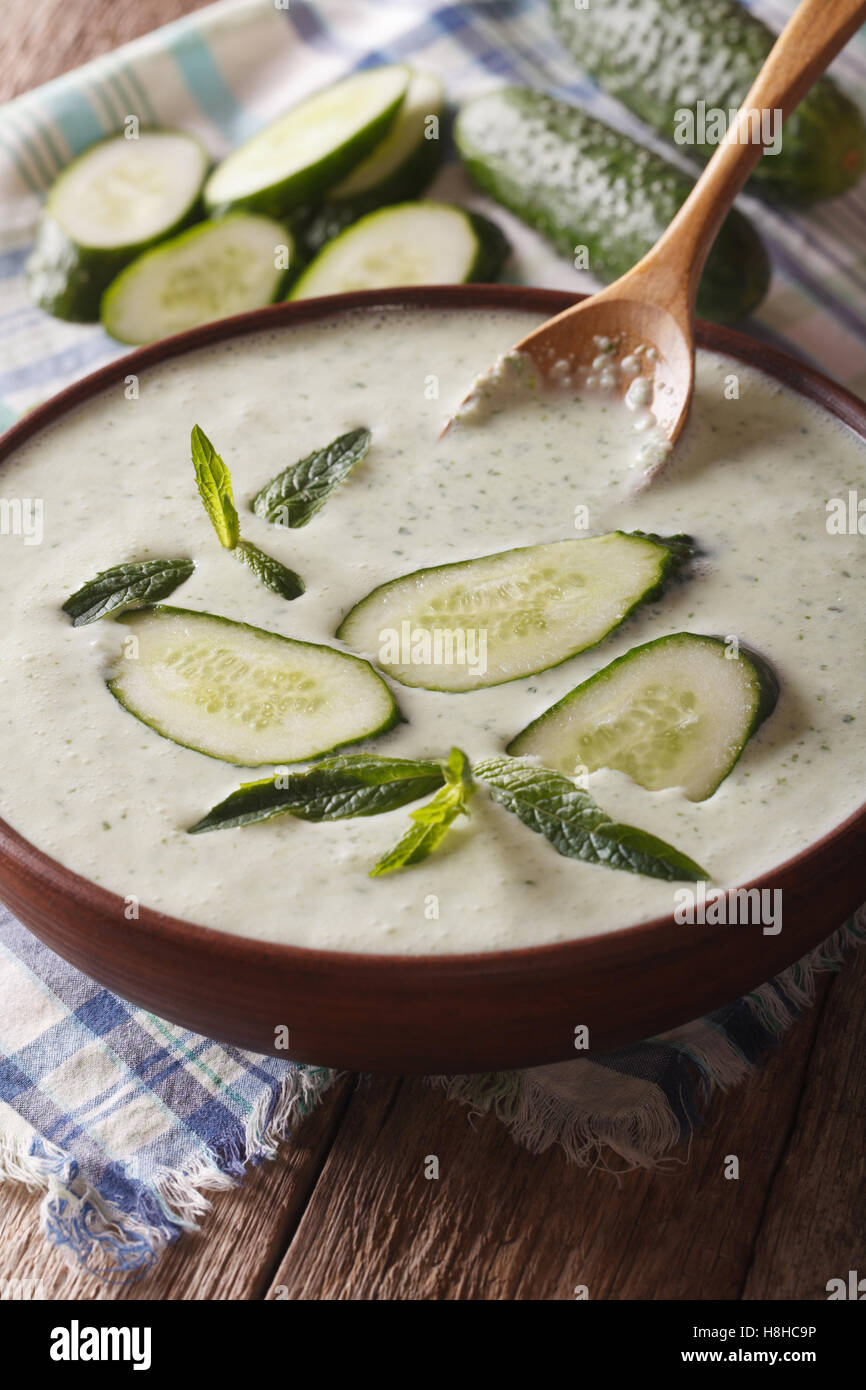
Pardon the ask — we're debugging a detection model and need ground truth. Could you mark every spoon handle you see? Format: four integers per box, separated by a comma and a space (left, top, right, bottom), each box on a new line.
646, 0, 866, 309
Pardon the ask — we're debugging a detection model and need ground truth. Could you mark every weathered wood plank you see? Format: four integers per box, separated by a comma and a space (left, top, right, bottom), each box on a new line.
742, 946, 866, 1301
267, 1001, 825, 1301
1, 0, 211, 102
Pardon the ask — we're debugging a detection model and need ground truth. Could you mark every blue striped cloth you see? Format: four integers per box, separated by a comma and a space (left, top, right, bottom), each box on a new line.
0, 0, 864, 1280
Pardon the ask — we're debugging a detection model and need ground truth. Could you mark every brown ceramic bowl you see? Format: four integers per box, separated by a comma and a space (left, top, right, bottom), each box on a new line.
1, 286, 864, 1073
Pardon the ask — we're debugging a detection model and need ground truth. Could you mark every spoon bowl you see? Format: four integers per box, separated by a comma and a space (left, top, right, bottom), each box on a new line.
512, 283, 695, 470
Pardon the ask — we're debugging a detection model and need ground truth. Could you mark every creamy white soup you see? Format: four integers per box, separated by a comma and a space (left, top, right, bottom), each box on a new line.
0, 306, 863, 952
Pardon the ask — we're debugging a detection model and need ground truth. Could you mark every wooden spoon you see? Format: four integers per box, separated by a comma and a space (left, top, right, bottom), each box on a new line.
446, 0, 866, 480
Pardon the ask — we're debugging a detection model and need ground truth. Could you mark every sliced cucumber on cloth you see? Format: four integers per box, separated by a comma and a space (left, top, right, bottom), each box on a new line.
26, 129, 209, 322
288, 202, 509, 299
203, 66, 410, 218
288, 70, 446, 262
329, 70, 444, 204
101, 213, 292, 344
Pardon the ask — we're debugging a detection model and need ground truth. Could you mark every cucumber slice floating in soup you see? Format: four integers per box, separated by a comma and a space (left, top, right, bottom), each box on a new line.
328, 70, 444, 203
337, 532, 691, 692
288, 202, 509, 299
203, 66, 410, 217
26, 129, 209, 322
108, 606, 399, 765
507, 632, 779, 801
100, 213, 292, 344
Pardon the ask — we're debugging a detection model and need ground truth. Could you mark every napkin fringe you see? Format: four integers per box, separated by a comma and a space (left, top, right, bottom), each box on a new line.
432, 1069, 685, 1172
0, 1064, 337, 1282
432, 912, 864, 1172
0, 1129, 170, 1281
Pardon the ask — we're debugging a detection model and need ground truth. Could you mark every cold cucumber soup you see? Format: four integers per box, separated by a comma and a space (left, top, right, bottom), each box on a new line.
0, 305, 863, 953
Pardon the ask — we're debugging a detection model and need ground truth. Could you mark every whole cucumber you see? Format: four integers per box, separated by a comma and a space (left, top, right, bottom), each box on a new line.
549, 0, 866, 203
455, 88, 770, 324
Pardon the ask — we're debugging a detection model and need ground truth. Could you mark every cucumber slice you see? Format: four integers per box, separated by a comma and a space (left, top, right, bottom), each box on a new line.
108, 605, 399, 765
26, 130, 209, 322
288, 202, 508, 299
508, 632, 779, 801
329, 70, 444, 202
100, 213, 291, 345
203, 66, 410, 218
336, 532, 690, 692
287, 71, 445, 263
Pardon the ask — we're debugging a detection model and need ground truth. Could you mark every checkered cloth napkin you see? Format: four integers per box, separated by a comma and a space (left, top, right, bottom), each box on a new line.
0, 0, 864, 1280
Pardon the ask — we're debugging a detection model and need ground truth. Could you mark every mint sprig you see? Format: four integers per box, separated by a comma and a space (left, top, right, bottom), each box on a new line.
190, 746, 705, 882
191, 424, 303, 600
475, 755, 706, 881
189, 754, 447, 834
62, 557, 195, 626
236, 540, 304, 600
370, 747, 474, 877
191, 424, 239, 549
251, 427, 371, 529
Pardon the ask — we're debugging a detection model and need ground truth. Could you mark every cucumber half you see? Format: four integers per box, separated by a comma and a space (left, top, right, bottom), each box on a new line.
26, 129, 209, 322
508, 632, 779, 801
288, 202, 509, 299
337, 532, 690, 692
100, 213, 291, 344
203, 66, 410, 218
108, 606, 399, 765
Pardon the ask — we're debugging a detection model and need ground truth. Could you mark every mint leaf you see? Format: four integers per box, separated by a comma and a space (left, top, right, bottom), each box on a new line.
475, 755, 707, 881
189, 754, 446, 833
192, 424, 240, 549
236, 540, 304, 600
370, 747, 474, 877
191, 427, 308, 595
251, 427, 371, 529
62, 557, 194, 626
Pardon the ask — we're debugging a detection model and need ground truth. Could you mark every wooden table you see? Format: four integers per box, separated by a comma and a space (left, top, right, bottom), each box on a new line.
2, 0, 864, 1301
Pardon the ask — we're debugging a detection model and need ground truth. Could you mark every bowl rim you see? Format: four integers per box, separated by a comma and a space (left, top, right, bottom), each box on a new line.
1, 282, 864, 982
